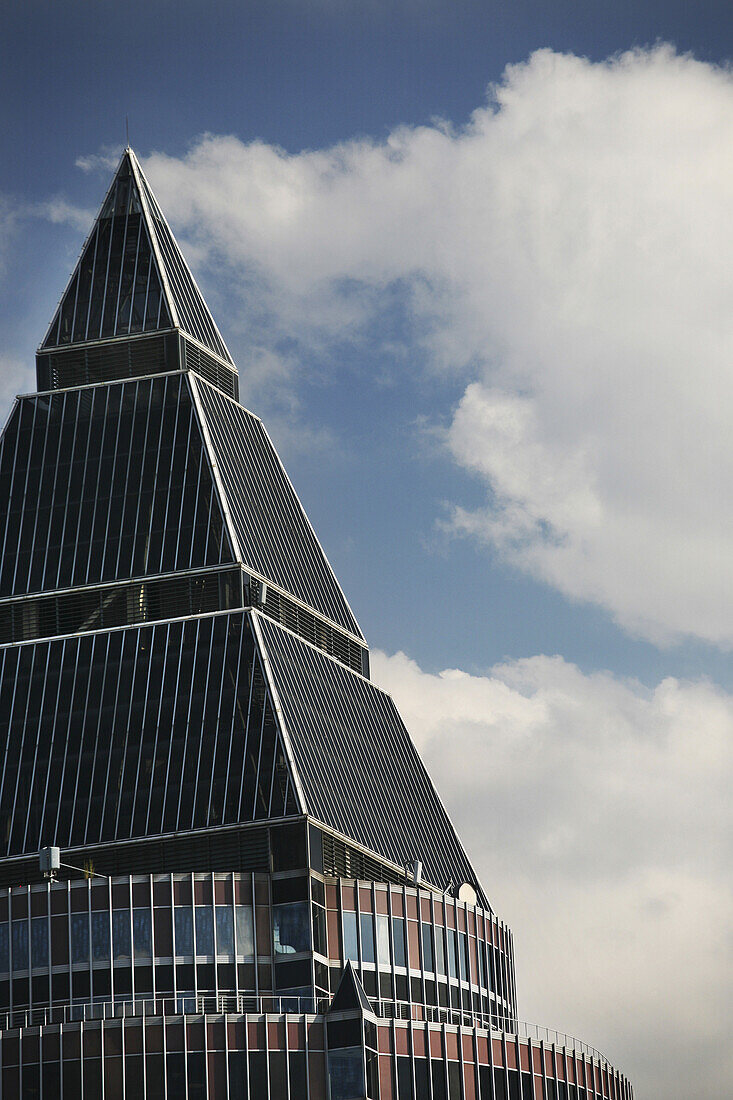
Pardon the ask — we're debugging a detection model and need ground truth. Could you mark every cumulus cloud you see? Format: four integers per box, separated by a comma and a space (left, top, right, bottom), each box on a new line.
137, 45, 733, 646
371, 648, 732, 1100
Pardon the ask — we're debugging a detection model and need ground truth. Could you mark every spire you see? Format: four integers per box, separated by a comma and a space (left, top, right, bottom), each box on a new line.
40, 148, 234, 369
328, 962, 373, 1016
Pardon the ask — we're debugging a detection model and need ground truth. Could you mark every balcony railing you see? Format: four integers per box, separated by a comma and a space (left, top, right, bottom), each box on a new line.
373, 1000, 610, 1064
0, 993, 611, 1065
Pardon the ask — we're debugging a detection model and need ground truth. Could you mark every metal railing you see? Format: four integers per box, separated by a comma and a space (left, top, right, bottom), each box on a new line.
0, 993, 326, 1032
372, 1001, 611, 1064
0, 993, 611, 1065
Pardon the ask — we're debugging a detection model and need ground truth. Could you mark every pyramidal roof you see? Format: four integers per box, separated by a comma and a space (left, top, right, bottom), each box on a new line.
41, 148, 234, 367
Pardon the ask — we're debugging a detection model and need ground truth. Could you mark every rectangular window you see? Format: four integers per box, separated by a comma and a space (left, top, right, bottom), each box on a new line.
215, 907, 234, 956
447, 928, 458, 979
329, 1047, 365, 1100
435, 926, 446, 976
342, 911, 358, 963
478, 939, 486, 987
91, 912, 110, 962
0, 924, 8, 972
174, 908, 193, 957
273, 903, 310, 956
312, 904, 327, 957
235, 906, 253, 957
421, 923, 434, 973
70, 914, 89, 965
12, 920, 29, 970
133, 909, 152, 959
112, 911, 131, 961
360, 913, 375, 965
376, 915, 390, 968
459, 932, 468, 982
194, 906, 214, 956
392, 917, 406, 968
31, 917, 48, 969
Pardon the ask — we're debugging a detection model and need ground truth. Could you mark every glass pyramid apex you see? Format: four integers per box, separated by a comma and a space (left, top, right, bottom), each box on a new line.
40, 148, 234, 368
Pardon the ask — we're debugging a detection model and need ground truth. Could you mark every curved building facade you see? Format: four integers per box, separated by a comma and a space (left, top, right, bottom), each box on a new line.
0, 148, 634, 1098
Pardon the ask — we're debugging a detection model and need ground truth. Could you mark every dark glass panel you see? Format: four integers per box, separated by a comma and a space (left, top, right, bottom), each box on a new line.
72, 226, 98, 343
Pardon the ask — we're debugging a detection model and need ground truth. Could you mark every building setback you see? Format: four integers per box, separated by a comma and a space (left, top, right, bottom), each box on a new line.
0, 149, 633, 1099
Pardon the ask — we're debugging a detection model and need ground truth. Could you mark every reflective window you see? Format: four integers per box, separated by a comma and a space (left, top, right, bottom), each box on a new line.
12, 920, 29, 969
31, 917, 48, 968
459, 931, 469, 982
342, 911, 358, 963
435, 927, 446, 976
112, 910, 131, 960
215, 907, 234, 956
447, 928, 458, 979
133, 909, 152, 959
235, 906, 254, 956
0, 924, 8, 971
360, 913, 375, 965
174, 908, 194, 957
421, 923, 434, 973
70, 914, 89, 964
91, 912, 110, 962
273, 903, 310, 956
194, 906, 214, 955
376, 915, 390, 968
329, 1048, 365, 1100
392, 917, 406, 968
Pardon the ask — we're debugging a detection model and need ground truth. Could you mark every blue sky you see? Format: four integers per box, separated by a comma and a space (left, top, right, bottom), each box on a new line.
2, 4, 733, 1098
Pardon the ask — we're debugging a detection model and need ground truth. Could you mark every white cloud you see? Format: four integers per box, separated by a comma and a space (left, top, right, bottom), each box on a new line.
138, 45, 733, 646
371, 648, 733, 1100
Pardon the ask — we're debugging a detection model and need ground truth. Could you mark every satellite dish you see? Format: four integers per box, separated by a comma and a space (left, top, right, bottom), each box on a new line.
457, 882, 477, 906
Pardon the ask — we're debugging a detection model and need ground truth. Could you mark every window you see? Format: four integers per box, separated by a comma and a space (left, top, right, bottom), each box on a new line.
392, 917, 406, 968
421, 923, 434, 973
0, 924, 8, 972
435, 926, 446, 976
174, 908, 194, 957
112, 911, 131, 961
329, 1048, 365, 1100
235, 906, 253, 956
194, 907, 214, 955
273, 903, 310, 955
70, 915, 88, 965
376, 915, 390, 968
133, 909, 151, 959
91, 912, 110, 962
458, 932, 468, 981
31, 917, 48, 968
360, 913, 375, 965
343, 912, 358, 963
447, 928, 458, 979
215, 907, 234, 956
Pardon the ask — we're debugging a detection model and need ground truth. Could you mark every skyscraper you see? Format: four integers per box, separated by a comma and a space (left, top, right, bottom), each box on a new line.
0, 149, 633, 1098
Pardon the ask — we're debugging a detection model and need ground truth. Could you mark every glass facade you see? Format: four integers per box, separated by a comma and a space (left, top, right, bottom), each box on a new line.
0, 373, 231, 597
0, 148, 635, 1097
0, 614, 299, 857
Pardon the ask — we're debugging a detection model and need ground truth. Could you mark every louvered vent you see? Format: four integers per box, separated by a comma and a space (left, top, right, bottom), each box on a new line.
36, 333, 179, 391
251, 580, 367, 675
0, 824, 271, 888
183, 338, 239, 399
0, 567, 243, 644
321, 831, 407, 888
